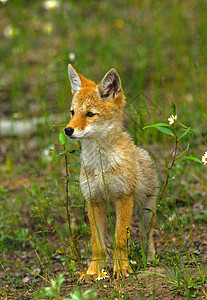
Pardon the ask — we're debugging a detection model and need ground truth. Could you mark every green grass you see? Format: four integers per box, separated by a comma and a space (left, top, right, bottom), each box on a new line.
0, 0, 207, 299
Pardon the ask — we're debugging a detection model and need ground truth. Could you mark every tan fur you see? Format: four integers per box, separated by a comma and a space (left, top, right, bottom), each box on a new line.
65, 65, 159, 280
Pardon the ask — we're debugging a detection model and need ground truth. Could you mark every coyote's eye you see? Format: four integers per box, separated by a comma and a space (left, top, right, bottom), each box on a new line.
86, 111, 95, 117
70, 110, 74, 116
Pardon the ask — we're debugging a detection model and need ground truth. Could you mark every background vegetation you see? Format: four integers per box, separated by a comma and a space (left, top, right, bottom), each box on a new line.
0, 0, 206, 299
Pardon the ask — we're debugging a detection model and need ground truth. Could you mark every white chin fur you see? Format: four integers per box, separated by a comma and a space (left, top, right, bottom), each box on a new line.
72, 126, 95, 139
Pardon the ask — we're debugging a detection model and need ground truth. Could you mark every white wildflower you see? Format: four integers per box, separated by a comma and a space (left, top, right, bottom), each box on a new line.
69, 52, 76, 62
169, 213, 176, 222
96, 269, 109, 281
43, 0, 60, 10
3, 25, 18, 38
202, 151, 207, 165
130, 260, 137, 265
42, 145, 55, 162
0, 0, 8, 3
168, 115, 177, 125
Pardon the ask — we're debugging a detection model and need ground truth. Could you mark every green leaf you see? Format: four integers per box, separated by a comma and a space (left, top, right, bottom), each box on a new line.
184, 143, 190, 153
157, 127, 174, 136
59, 132, 66, 145
168, 169, 174, 180
144, 123, 174, 136
47, 218, 53, 225
70, 290, 82, 300
44, 286, 57, 297
143, 123, 171, 129
56, 150, 67, 157
70, 204, 85, 208
67, 163, 81, 167
33, 207, 40, 211
35, 288, 57, 299
57, 274, 65, 291
71, 150, 81, 157
65, 136, 74, 143
83, 289, 97, 299
51, 279, 57, 290
68, 181, 76, 187
70, 260, 76, 271
170, 96, 176, 116
178, 127, 191, 140
30, 214, 41, 218
181, 156, 202, 164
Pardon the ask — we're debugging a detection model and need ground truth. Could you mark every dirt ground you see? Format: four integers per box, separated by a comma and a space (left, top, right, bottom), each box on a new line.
1, 193, 206, 299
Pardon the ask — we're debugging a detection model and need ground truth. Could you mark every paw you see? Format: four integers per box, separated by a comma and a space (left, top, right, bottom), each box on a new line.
79, 268, 110, 283
79, 272, 95, 283
79, 261, 106, 282
79, 267, 98, 282
113, 260, 132, 278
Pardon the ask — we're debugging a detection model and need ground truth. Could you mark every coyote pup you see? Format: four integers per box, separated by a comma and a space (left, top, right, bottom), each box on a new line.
65, 65, 158, 279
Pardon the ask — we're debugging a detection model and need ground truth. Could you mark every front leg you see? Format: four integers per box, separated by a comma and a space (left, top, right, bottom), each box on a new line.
81, 199, 107, 280
113, 194, 134, 278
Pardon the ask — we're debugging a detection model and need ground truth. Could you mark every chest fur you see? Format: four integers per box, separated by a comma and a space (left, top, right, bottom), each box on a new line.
80, 140, 128, 200
81, 140, 123, 173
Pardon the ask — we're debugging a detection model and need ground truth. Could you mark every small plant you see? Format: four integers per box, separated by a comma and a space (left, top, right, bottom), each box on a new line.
163, 262, 204, 298
68, 289, 97, 300
0, 187, 30, 250
35, 274, 97, 300
57, 131, 82, 263
144, 98, 202, 210
143, 99, 206, 298
35, 274, 64, 299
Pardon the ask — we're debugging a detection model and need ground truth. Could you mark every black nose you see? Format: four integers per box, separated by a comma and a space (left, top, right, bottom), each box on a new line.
64, 127, 74, 137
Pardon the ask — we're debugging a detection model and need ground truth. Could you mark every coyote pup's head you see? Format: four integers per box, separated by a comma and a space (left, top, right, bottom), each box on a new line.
64, 65, 125, 140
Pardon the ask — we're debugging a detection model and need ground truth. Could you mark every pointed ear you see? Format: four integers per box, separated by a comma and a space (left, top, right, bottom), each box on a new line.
98, 68, 121, 100
68, 64, 96, 94
68, 64, 82, 94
